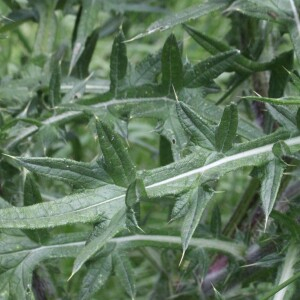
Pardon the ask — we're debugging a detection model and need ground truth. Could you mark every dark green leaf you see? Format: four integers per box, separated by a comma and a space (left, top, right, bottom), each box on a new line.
113, 250, 136, 299
297, 108, 300, 130
125, 178, 147, 208
161, 34, 183, 94
96, 119, 136, 187
184, 50, 239, 88
49, 59, 61, 107
170, 193, 190, 223
110, 30, 128, 93
210, 205, 221, 237
215, 103, 238, 152
79, 255, 112, 300
176, 101, 215, 150
272, 141, 291, 159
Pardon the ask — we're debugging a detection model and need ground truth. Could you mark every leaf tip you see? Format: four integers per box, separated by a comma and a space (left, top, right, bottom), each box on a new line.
179, 250, 186, 267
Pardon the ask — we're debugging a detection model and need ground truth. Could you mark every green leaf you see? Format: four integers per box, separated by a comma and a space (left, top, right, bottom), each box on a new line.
48, 59, 61, 107
272, 141, 291, 159
184, 50, 239, 88
79, 255, 112, 300
243, 96, 300, 105
266, 104, 298, 131
297, 108, 300, 130
32, 1, 58, 56
268, 50, 293, 98
260, 159, 284, 228
96, 119, 136, 187
71, 208, 125, 278
161, 34, 183, 94
10, 156, 112, 189
181, 185, 214, 257
110, 30, 128, 94
210, 205, 222, 238
113, 250, 136, 299
127, 0, 228, 41
183, 24, 271, 73
24, 173, 43, 206
176, 101, 215, 150
225, 0, 291, 23
0, 184, 125, 228
215, 103, 238, 152
170, 193, 190, 222
23, 174, 50, 243
69, 0, 102, 73
125, 178, 147, 208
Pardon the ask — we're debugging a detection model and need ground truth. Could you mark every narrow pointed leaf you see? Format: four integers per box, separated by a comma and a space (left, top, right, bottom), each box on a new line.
161, 34, 183, 93
96, 119, 136, 187
49, 60, 61, 107
10, 156, 112, 189
184, 50, 239, 88
113, 250, 136, 299
69, 0, 101, 73
71, 208, 125, 277
183, 24, 271, 73
23, 174, 50, 243
24, 174, 43, 206
176, 101, 215, 149
79, 255, 112, 300
170, 193, 190, 222
127, 0, 228, 41
110, 31, 128, 93
215, 103, 238, 152
260, 159, 284, 227
181, 186, 214, 255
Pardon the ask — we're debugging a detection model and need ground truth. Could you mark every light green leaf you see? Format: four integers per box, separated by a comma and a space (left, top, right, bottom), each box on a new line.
243, 96, 300, 105
113, 250, 136, 299
260, 159, 284, 228
96, 119, 136, 187
272, 141, 291, 159
110, 30, 128, 94
127, 0, 228, 41
184, 50, 239, 88
32, 1, 58, 56
0, 184, 125, 228
181, 185, 214, 257
71, 208, 125, 277
125, 178, 147, 207
79, 255, 112, 300
161, 34, 183, 93
10, 156, 112, 189
215, 103, 238, 152
176, 101, 215, 150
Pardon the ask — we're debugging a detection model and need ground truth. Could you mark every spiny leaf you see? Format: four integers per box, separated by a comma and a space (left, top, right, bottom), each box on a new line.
71, 208, 125, 278
181, 185, 214, 260
272, 141, 291, 159
176, 101, 215, 150
215, 103, 238, 152
127, 0, 228, 41
125, 178, 147, 208
110, 30, 128, 94
260, 159, 284, 228
184, 50, 240, 88
113, 250, 136, 299
79, 255, 112, 300
9, 156, 112, 189
161, 34, 183, 94
96, 119, 136, 187
243, 95, 300, 105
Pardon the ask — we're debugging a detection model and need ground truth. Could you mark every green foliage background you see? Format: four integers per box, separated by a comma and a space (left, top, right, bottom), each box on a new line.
1, 0, 300, 299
